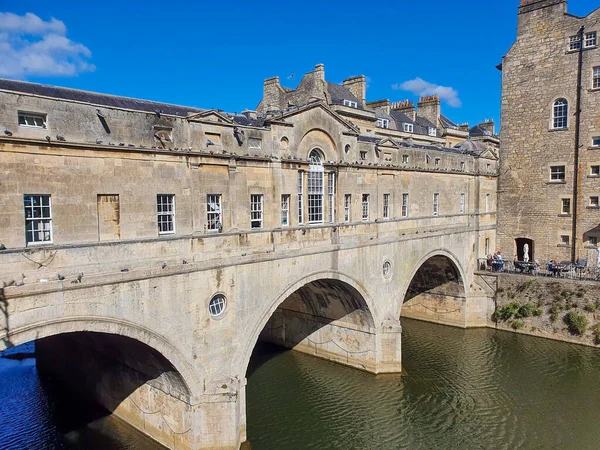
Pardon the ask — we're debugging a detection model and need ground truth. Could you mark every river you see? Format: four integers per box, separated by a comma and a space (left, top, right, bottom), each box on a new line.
2, 319, 600, 449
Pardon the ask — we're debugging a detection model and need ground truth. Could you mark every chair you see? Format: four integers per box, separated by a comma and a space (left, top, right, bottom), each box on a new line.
576, 258, 587, 279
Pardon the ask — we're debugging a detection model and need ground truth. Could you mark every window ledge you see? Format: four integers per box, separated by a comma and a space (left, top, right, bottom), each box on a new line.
548, 127, 569, 132
584, 245, 599, 249
587, 175, 600, 178
589, 88, 600, 93
547, 180, 567, 185
586, 206, 600, 209
558, 213, 572, 217
557, 244, 571, 248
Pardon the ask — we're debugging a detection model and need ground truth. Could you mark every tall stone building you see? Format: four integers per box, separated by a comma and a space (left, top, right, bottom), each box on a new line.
498, 0, 600, 263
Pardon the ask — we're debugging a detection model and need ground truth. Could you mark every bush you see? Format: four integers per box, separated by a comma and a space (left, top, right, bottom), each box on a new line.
533, 308, 543, 317
576, 290, 585, 298
516, 303, 534, 318
511, 320, 525, 330
549, 302, 562, 322
584, 303, 596, 313
564, 311, 588, 335
592, 324, 600, 345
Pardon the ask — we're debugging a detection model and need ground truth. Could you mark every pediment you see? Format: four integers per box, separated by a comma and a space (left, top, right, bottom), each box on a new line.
273, 102, 360, 134
187, 110, 233, 124
376, 137, 400, 149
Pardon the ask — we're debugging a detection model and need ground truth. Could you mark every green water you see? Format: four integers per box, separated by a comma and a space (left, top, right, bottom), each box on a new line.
247, 318, 600, 450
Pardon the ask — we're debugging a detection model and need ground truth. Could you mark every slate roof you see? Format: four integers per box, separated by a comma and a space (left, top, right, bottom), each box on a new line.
439, 114, 458, 129
358, 136, 477, 156
326, 82, 363, 109
0, 78, 205, 117
469, 125, 494, 137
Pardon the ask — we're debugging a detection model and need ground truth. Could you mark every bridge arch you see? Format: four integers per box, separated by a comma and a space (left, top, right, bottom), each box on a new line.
398, 249, 467, 322
239, 270, 379, 377
3, 315, 202, 395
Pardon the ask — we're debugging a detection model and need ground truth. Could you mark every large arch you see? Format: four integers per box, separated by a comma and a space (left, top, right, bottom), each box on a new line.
398, 249, 467, 326
239, 270, 380, 377
2, 316, 202, 396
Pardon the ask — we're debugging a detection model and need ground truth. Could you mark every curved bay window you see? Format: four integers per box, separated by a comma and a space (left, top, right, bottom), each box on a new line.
553, 98, 568, 129
308, 149, 324, 223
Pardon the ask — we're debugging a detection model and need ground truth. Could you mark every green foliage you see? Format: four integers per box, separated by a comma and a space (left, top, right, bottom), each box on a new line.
592, 324, 600, 345
516, 303, 534, 318
511, 320, 525, 330
584, 303, 596, 313
533, 308, 543, 317
564, 311, 588, 335
549, 302, 562, 322
576, 290, 585, 298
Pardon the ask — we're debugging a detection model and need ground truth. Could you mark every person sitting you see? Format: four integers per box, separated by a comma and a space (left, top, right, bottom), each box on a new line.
548, 259, 560, 277
493, 250, 504, 272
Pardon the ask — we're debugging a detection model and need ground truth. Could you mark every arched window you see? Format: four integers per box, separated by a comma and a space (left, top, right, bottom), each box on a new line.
308, 149, 324, 223
553, 98, 568, 129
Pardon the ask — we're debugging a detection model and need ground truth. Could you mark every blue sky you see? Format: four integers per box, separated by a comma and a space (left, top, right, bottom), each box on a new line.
1, 1, 599, 128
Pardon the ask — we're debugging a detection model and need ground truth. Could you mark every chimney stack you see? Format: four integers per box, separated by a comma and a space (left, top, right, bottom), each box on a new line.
366, 99, 390, 114
417, 95, 440, 127
342, 75, 366, 104
261, 76, 282, 111
479, 119, 495, 135
391, 100, 416, 121
314, 63, 325, 81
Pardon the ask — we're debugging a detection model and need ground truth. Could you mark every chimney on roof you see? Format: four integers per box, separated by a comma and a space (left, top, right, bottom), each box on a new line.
391, 99, 416, 121
261, 76, 282, 111
517, 1, 566, 36
366, 99, 390, 114
314, 64, 325, 81
459, 122, 470, 132
479, 119, 495, 135
342, 75, 366, 104
417, 95, 440, 127
242, 110, 257, 120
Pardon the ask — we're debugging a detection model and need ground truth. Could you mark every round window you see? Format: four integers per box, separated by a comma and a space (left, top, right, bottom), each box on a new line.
383, 261, 392, 278
209, 294, 227, 318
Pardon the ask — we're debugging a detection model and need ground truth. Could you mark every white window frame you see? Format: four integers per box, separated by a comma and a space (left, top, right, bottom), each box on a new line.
298, 171, 304, 224
485, 238, 490, 256
561, 235, 570, 246
344, 194, 351, 222
402, 123, 414, 133
24, 194, 52, 245
561, 198, 571, 214
402, 193, 409, 218
376, 118, 389, 129
550, 165, 566, 182
569, 35, 581, 51
328, 172, 335, 223
593, 67, 600, 89
308, 149, 325, 224
590, 236, 598, 247
433, 193, 439, 217
585, 31, 597, 48
552, 99, 568, 129
343, 99, 358, 108
206, 194, 222, 232
591, 196, 599, 208
362, 194, 369, 221
428, 127, 437, 137
18, 112, 47, 129
383, 193, 390, 219
594, 136, 600, 147
281, 194, 290, 226
591, 165, 600, 176
460, 193, 465, 214
157, 194, 175, 235
250, 194, 264, 228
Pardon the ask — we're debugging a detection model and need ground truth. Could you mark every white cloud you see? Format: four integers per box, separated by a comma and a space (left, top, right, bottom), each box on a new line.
392, 77, 461, 107
0, 12, 94, 79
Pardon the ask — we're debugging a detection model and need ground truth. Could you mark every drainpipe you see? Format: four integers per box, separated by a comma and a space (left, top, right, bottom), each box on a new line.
571, 25, 585, 264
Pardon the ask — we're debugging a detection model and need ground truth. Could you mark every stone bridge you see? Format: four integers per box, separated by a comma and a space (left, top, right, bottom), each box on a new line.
0, 219, 492, 449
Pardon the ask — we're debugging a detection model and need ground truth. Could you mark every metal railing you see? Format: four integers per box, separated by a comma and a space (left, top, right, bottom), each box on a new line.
477, 257, 600, 281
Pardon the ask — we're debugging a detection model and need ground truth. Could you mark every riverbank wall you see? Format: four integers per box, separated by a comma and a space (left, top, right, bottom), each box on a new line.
478, 272, 600, 348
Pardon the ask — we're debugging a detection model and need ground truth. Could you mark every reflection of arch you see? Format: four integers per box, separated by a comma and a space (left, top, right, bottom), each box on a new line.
4, 316, 201, 395
398, 249, 466, 318
238, 270, 378, 376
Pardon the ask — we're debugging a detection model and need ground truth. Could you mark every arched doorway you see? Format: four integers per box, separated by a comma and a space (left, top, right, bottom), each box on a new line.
515, 238, 534, 262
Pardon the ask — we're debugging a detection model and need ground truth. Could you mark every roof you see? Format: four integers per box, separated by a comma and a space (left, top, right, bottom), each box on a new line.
0, 78, 205, 117
440, 114, 458, 129
358, 136, 474, 156
469, 125, 494, 137
326, 82, 363, 109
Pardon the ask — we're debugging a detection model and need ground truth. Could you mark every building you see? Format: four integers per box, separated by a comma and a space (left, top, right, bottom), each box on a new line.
0, 68, 497, 258
498, 0, 600, 263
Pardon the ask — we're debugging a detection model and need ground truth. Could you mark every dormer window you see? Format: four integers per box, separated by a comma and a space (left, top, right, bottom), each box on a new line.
18, 112, 47, 129
403, 123, 414, 133
585, 31, 597, 48
343, 99, 358, 108
376, 119, 389, 129
428, 127, 437, 137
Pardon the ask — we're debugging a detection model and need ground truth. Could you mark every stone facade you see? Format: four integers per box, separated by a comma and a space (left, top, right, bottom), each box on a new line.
498, 0, 600, 264
0, 74, 497, 449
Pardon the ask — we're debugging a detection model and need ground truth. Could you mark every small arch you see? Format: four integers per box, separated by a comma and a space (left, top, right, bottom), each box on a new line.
344, 144, 351, 154
552, 98, 568, 129
280, 136, 289, 151
397, 249, 467, 319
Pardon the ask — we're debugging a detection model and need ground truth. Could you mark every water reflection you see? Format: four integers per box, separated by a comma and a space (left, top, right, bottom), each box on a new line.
247, 318, 600, 450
